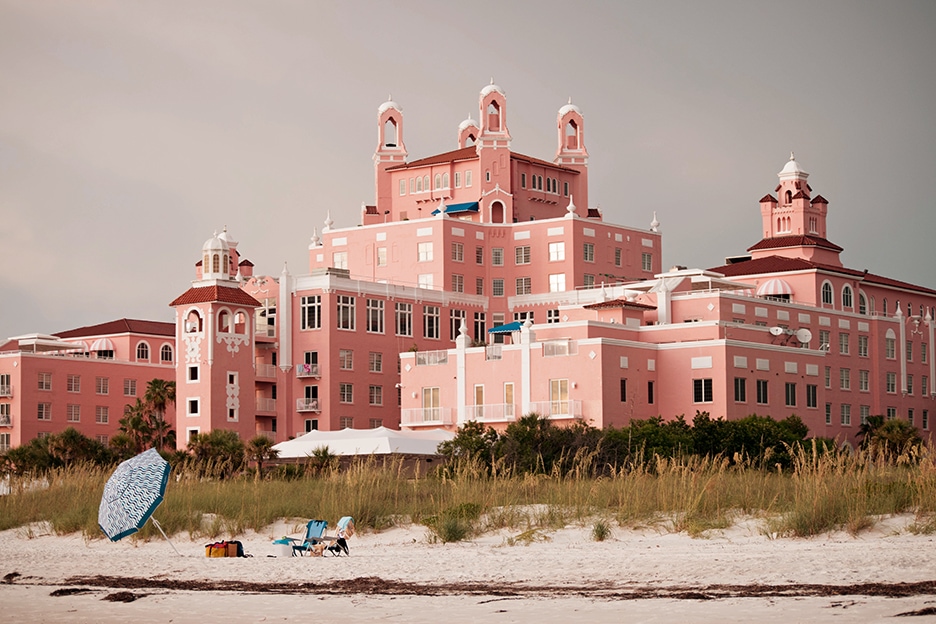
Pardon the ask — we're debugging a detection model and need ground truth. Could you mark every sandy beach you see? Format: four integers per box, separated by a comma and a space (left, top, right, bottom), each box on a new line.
2, 515, 935, 623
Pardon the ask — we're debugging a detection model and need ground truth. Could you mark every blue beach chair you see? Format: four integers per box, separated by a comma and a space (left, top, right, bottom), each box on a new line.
287, 519, 333, 557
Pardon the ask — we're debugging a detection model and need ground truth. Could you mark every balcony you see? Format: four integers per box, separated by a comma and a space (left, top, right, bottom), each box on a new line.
466, 403, 516, 423
401, 407, 454, 426
256, 430, 278, 443
0, 414, 11, 427
256, 364, 277, 379
255, 324, 276, 342
415, 350, 449, 366
296, 398, 320, 413
542, 339, 577, 357
485, 345, 502, 361
296, 364, 320, 378
0, 384, 11, 398
528, 400, 583, 419
256, 398, 276, 412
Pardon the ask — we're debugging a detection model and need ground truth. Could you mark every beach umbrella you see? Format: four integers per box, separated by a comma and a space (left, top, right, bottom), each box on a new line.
98, 448, 180, 554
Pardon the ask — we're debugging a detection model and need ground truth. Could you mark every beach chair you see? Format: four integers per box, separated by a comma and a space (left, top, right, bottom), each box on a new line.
325, 516, 354, 557
287, 519, 334, 557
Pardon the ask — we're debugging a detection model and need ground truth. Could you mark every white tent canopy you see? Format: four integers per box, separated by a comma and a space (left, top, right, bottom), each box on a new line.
272, 426, 455, 458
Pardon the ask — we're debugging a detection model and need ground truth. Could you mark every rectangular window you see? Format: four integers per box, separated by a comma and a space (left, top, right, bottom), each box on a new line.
369, 418, 383, 429
547, 309, 560, 324
839, 333, 849, 355
451, 274, 464, 293
825, 403, 832, 424
785, 382, 796, 407
418, 273, 433, 289
339, 383, 353, 404
96, 377, 109, 395
492, 247, 504, 266
369, 385, 383, 406
583, 242, 595, 262
38, 372, 51, 391
923, 410, 929, 430
67, 404, 80, 422
395, 303, 412, 337
67, 375, 80, 393
806, 384, 817, 408
641, 252, 653, 271
492, 278, 505, 297
188, 365, 199, 382
339, 349, 353, 370
824, 366, 831, 389
300, 295, 322, 330
923, 343, 928, 364
923, 376, 929, 396
549, 379, 569, 414
450, 309, 466, 341
399, 179, 406, 196
860, 405, 870, 425
619, 378, 628, 402
515, 277, 531, 295
38, 402, 51, 420
756, 379, 768, 405
858, 335, 869, 357
563, 181, 569, 196
451, 242, 464, 262
885, 337, 896, 359
521, 172, 526, 188
583, 274, 595, 288
859, 370, 870, 391
839, 368, 850, 390
187, 398, 199, 417
417, 242, 433, 262
337, 295, 355, 330
907, 374, 914, 395
504, 383, 515, 419
647, 381, 655, 405
377, 247, 387, 267
841, 404, 851, 426
515, 246, 531, 265
339, 416, 354, 429
886, 372, 897, 393
366, 299, 385, 334
332, 251, 348, 270
908, 409, 914, 425
95, 406, 109, 424
906, 341, 913, 361
887, 407, 897, 420
475, 277, 484, 295
548, 242, 565, 261
475, 246, 484, 265
734, 377, 746, 402
423, 305, 440, 339
548, 273, 566, 292
369, 352, 383, 373
466, 170, 472, 187
819, 330, 830, 350
473, 312, 486, 343
614, 248, 622, 267
124, 379, 137, 397
693, 378, 713, 403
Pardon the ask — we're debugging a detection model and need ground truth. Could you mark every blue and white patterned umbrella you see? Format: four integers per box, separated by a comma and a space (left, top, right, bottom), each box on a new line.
99, 448, 170, 542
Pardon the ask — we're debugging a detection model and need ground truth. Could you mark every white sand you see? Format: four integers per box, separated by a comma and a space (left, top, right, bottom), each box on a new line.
2, 515, 935, 623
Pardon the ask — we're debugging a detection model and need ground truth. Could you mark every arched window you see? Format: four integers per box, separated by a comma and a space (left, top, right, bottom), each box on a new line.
423, 175, 430, 192
883, 298, 888, 315
821, 282, 833, 306
223, 254, 228, 275
160, 344, 173, 363
858, 293, 867, 315
234, 311, 246, 334
218, 310, 231, 333
212, 254, 220, 273
136, 342, 150, 361
842, 285, 853, 309
491, 201, 505, 224
785, 190, 792, 204
487, 102, 500, 132
416, 177, 422, 193
442, 173, 449, 188
203, 254, 209, 270
565, 120, 578, 149
434, 174, 441, 190
186, 310, 202, 333
383, 118, 397, 147
908, 302, 913, 317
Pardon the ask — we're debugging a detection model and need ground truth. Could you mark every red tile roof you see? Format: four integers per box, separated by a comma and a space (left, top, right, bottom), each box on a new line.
583, 299, 657, 311
510, 152, 580, 174
759, 194, 777, 203
385, 146, 478, 170
709, 255, 936, 296
811, 195, 828, 204
747, 235, 843, 253
55, 319, 176, 339
238, 259, 254, 267
363, 205, 378, 215
169, 286, 261, 307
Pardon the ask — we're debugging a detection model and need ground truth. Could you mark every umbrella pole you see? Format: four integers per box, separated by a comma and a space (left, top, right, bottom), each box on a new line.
151, 516, 182, 556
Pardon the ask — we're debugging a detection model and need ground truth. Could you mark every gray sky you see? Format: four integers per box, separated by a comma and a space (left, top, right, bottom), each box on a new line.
1, 0, 934, 338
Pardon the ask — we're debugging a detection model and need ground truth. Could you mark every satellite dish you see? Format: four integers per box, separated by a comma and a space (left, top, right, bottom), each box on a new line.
796, 328, 813, 344
769, 326, 784, 336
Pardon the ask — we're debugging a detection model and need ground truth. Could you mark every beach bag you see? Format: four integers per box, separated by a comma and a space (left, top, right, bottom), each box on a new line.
205, 542, 228, 557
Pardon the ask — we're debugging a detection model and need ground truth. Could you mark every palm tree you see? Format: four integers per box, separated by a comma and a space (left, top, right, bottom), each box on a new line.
246, 435, 279, 480
119, 399, 153, 454
144, 379, 176, 451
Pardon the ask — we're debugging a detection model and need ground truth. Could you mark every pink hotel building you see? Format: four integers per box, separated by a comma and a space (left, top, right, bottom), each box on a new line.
1, 84, 934, 452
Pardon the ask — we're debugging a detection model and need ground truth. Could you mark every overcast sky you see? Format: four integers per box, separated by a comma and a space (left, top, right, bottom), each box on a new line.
1, 0, 934, 338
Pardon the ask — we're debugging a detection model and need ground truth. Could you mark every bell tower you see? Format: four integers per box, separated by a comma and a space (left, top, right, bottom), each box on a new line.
555, 99, 589, 214
374, 98, 407, 213
477, 81, 512, 223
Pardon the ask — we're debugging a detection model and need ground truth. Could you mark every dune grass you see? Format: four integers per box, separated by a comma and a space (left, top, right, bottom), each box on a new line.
1, 444, 934, 542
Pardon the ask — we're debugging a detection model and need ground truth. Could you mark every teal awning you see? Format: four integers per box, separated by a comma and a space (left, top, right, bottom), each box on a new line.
431, 201, 480, 216
488, 321, 523, 334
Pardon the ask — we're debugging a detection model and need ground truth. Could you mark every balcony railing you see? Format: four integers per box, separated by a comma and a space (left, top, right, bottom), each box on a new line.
0, 384, 11, 398
255, 325, 276, 339
0, 415, 11, 427
466, 403, 516, 423
256, 430, 278, 443
256, 364, 277, 379
528, 400, 583, 419
415, 350, 449, 366
485, 345, 502, 361
256, 398, 276, 412
542, 339, 577, 357
296, 364, 320, 378
400, 407, 454, 426
296, 398, 320, 412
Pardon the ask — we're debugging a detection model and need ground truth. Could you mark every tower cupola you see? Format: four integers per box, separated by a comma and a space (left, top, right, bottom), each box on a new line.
201, 232, 231, 281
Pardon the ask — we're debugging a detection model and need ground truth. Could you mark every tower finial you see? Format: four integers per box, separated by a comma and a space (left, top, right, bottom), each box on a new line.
490, 76, 494, 85
650, 211, 660, 232
790, 151, 795, 161
568, 96, 572, 105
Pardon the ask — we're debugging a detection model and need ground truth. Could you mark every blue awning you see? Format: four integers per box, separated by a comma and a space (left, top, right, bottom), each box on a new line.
488, 321, 523, 334
431, 201, 480, 215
